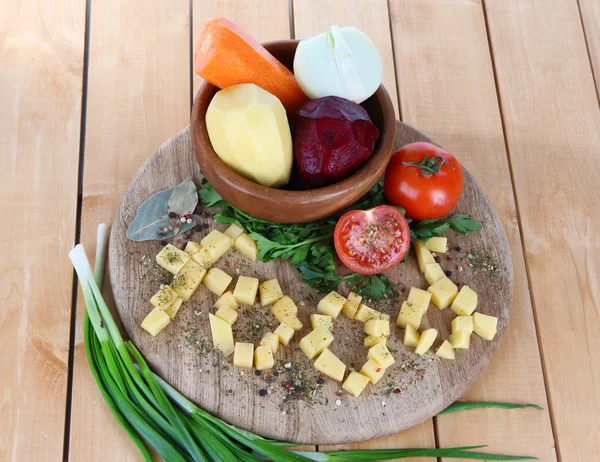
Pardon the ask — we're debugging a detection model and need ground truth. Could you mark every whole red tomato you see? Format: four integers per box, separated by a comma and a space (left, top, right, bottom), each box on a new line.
384, 142, 463, 220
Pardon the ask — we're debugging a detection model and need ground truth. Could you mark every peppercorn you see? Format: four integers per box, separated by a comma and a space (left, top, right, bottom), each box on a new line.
455, 246, 462, 252
393, 388, 401, 395
254, 370, 261, 376
160, 240, 167, 246
169, 212, 177, 219
258, 389, 267, 397
317, 377, 325, 385
434, 256, 441, 263
445, 270, 453, 277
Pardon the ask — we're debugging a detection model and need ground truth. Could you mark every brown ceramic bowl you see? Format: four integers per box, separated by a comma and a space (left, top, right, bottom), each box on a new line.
191, 40, 396, 223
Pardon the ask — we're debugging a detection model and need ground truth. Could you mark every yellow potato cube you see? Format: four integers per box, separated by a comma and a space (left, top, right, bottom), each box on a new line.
272, 295, 298, 316
451, 315, 474, 334
450, 285, 478, 316
435, 340, 455, 359
259, 332, 279, 354
215, 305, 238, 325
317, 291, 346, 318
299, 326, 334, 359
223, 224, 245, 245
150, 285, 178, 310
233, 275, 259, 305
164, 298, 184, 320
367, 342, 395, 368
473, 312, 498, 340
396, 301, 423, 330
201, 229, 231, 262
184, 241, 202, 255
314, 348, 346, 382
342, 371, 370, 397
364, 319, 390, 337
407, 287, 432, 314
214, 291, 238, 310
342, 292, 362, 319
233, 342, 254, 368
156, 244, 191, 274
310, 314, 333, 331
191, 247, 213, 268
414, 240, 436, 272
424, 263, 446, 286
234, 233, 258, 261
364, 335, 386, 347
141, 307, 170, 336
424, 237, 447, 253
427, 277, 459, 310
449, 330, 471, 349
415, 328, 438, 355
254, 345, 274, 370
172, 260, 207, 301
274, 323, 295, 345
203, 268, 233, 296
258, 279, 284, 306
355, 304, 390, 322
208, 313, 235, 357
403, 324, 420, 347
360, 359, 386, 384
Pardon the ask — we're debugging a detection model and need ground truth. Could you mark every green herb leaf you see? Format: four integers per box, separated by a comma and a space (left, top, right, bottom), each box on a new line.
411, 214, 481, 241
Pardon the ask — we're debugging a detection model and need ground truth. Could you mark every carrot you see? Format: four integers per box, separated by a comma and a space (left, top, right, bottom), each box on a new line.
194, 17, 308, 113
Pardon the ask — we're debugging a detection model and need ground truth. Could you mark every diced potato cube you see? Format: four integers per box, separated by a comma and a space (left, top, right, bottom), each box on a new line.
233, 275, 259, 305
310, 314, 333, 331
473, 312, 498, 340
414, 240, 436, 272
364, 335, 386, 347
424, 237, 447, 253
272, 295, 298, 316
427, 277, 459, 310
172, 260, 207, 301
342, 292, 362, 319
364, 319, 390, 337
258, 279, 284, 306
274, 323, 295, 345
191, 247, 213, 268
317, 291, 346, 319
184, 241, 202, 255
435, 340, 455, 359
233, 342, 254, 368
156, 244, 191, 274
450, 285, 478, 316
214, 291, 238, 310
259, 332, 279, 354
201, 230, 231, 262
360, 359, 386, 384
150, 285, 178, 310
203, 268, 233, 296
314, 348, 346, 382
141, 307, 170, 336
254, 345, 274, 370
223, 224, 245, 245
367, 342, 395, 368
355, 304, 390, 322
164, 298, 183, 319
215, 305, 238, 325
407, 287, 432, 314
403, 324, 420, 347
299, 326, 334, 359
208, 313, 234, 357
415, 328, 438, 355
451, 315, 474, 334
235, 233, 258, 261
342, 371, 370, 397
449, 330, 471, 349
424, 263, 446, 286
396, 301, 423, 330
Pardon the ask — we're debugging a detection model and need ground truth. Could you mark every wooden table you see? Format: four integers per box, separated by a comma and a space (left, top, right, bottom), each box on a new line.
2, 1, 599, 460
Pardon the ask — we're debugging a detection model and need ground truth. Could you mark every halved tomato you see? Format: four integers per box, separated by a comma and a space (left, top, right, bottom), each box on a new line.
334, 205, 410, 275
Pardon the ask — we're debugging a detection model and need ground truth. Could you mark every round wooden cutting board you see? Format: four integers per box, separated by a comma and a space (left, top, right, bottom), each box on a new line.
109, 121, 513, 445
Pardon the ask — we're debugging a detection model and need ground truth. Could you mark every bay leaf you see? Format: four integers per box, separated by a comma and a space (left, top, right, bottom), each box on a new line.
168, 176, 198, 217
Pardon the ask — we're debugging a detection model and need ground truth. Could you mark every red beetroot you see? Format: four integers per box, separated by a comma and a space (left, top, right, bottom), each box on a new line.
293, 96, 379, 188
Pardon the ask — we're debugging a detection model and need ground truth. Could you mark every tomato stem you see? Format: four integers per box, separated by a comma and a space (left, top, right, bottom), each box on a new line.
403, 155, 454, 177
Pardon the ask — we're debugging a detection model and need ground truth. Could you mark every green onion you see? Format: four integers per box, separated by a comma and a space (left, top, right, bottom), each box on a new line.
438, 401, 543, 415
70, 224, 537, 461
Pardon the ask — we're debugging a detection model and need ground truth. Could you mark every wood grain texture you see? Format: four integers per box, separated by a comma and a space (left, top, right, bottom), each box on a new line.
0, 0, 85, 460
109, 122, 512, 445
67, 1, 190, 461
580, 0, 600, 99
484, 0, 600, 459
388, 1, 558, 460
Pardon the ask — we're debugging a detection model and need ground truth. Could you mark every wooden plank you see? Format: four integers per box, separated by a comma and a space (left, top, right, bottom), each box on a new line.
293, 1, 434, 458
484, 0, 600, 460
580, 0, 600, 98
0, 0, 85, 460
67, 1, 191, 460
388, 0, 557, 460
